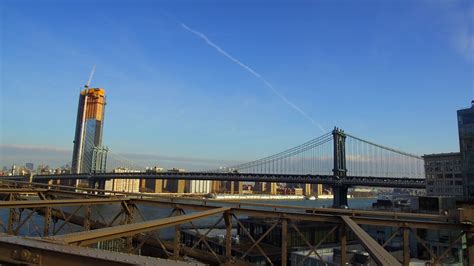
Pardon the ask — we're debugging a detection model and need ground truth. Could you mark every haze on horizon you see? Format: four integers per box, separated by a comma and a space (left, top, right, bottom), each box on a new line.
0, 0, 473, 170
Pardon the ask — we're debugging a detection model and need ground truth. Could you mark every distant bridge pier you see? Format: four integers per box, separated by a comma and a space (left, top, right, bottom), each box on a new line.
97, 180, 105, 191
332, 128, 348, 208
88, 179, 96, 190
86, 178, 105, 194
333, 185, 349, 207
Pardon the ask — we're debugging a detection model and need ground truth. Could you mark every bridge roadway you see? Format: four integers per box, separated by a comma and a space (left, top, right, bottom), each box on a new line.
7, 172, 425, 188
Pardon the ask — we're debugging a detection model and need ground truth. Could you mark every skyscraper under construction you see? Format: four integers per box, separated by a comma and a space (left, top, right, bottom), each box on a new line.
71, 80, 108, 174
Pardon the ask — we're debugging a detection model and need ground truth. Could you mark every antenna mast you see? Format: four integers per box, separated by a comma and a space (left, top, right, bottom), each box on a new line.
85, 65, 96, 88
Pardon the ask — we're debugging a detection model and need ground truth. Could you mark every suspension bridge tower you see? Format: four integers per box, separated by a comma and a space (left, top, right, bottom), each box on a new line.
332, 127, 348, 207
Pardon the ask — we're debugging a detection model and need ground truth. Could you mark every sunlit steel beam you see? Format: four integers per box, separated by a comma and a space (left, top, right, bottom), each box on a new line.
49, 207, 230, 246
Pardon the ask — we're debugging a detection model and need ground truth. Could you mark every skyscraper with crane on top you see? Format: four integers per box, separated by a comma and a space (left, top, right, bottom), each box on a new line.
71, 66, 108, 175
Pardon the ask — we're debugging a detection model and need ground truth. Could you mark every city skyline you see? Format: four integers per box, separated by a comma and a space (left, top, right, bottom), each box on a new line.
1, 0, 473, 169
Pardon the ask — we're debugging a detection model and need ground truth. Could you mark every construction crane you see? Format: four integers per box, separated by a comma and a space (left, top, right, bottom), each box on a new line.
85, 65, 96, 88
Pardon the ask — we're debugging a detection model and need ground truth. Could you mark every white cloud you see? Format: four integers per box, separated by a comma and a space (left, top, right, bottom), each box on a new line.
0, 144, 243, 171
0, 144, 70, 153
435, 1, 474, 62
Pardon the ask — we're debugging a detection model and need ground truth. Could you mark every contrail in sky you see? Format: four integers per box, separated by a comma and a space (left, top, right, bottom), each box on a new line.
181, 23, 325, 132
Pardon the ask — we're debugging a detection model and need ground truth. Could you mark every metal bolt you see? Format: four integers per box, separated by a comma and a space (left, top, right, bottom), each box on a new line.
20, 249, 31, 261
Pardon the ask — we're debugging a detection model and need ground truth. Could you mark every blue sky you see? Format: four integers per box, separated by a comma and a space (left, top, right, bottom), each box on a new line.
0, 0, 473, 169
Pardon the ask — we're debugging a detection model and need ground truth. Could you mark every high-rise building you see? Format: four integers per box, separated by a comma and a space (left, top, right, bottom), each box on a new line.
71, 87, 108, 174
457, 101, 474, 199
423, 152, 463, 197
25, 163, 34, 171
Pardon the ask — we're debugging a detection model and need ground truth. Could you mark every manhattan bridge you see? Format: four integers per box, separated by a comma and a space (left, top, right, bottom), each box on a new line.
9, 128, 425, 207
2, 128, 472, 266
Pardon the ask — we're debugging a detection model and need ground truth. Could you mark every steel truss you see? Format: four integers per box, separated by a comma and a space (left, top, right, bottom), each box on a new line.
0, 181, 473, 265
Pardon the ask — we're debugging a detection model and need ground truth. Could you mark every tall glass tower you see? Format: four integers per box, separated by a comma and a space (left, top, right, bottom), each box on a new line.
458, 101, 474, 199
71, 88, 108, 174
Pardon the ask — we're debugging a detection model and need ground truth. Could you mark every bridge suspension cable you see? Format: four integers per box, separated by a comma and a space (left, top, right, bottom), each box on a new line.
223, 132, 334, 175
219, 129, 425, 180
107, 152, 147, 171
345, 133, 424, 179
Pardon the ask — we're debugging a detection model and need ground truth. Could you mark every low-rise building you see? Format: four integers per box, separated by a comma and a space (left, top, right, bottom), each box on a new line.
189, 180, 211, 193
104, 167, 141, 193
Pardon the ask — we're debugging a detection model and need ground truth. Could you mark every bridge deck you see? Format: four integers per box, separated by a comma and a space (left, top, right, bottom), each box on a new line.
4, 172, 426, 188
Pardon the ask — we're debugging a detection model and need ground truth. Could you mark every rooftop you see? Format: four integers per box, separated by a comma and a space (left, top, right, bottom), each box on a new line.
422, 152, 460, 158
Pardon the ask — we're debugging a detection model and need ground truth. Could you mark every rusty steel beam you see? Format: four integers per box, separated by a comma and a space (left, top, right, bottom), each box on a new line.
133, 195, 448, 221
131, 198, 214, 212
382, 228, 400, 248
50, 207, 230, 246
340, 223, 347, 266
0, 180, 454, 222
0, 198, 126, 208
26, 180, 448, 222
467, 232, 474, 266
291, 222, 326, 264
130, 198, 472, 231
302, 206, 446, 221
36, 204, 232, 265
45, 189, 112, 199
281, 218, 288, 266
403, 227, 410, 266
0, 234, 197, 265
232, 207, 471, 231
0, 180, 132, 198
233, 214, 273, 265
0, 179, 440, 221
1, 196, 469, 232
136, 235, 252, 265
341, 215, 401, 266
180, 209, 223, 264
0, 188, 48, 193
224, 212, 233, 263
0, 181, 471, 266
241, 219, 279, 260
